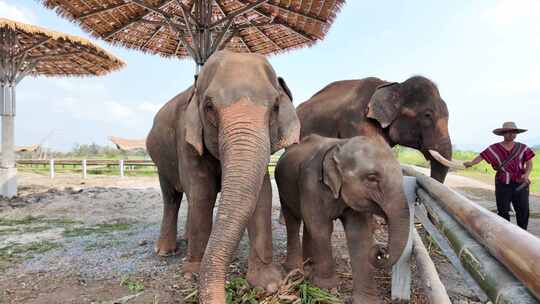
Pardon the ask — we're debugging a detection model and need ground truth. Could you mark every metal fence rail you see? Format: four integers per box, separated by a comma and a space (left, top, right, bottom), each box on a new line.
16, 159, 279, 178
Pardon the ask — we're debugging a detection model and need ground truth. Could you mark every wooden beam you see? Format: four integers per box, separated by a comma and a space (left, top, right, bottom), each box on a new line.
27, 51, 82, 61
210, 19, 233, 54
209, 0, 268, 28
263, 2, 327, 24
176, 0, 198, 26
128, 0, 186, 28
174, 38, 182, 55
103, 0, 174, 39
78, 2, 128, 19
235, 0, 315, 41
14, 37, 51, 59
142, 26, 163, 49
218, 29, 237, 50
236, 32, 252, 53
251, 23, 280, 51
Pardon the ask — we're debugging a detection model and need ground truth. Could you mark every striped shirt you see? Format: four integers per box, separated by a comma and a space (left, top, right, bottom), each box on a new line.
480, 142, 535, 184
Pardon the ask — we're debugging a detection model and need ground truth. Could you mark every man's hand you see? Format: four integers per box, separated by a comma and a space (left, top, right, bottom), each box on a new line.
463, 161, 473, 168
521, 175, 531, 185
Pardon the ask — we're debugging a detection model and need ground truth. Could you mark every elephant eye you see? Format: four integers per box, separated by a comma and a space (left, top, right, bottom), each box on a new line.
204, 101, 214, 112
424, 111, 433, 119
366, 173, 379, 183
204, 100, 217, 126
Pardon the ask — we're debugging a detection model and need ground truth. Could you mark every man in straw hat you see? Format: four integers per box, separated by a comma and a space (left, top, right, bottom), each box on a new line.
464, 122, 535, 230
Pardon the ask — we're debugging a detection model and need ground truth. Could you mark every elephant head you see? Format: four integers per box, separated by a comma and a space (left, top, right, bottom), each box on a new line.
367, 76, 452, 182
322, 136, 410, 266
186, 51, 300, 303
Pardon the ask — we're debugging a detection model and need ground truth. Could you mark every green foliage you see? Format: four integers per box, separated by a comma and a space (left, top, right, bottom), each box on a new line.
0, 241, 61, 269
32, 142, 149, 160
0, 216, 81, 226
120, 276, 145, 293
63, 223, 131, 237
224, 278, 265, 304
295, 282, 341, 304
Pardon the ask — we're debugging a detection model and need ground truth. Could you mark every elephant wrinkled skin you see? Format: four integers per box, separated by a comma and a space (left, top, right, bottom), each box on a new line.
297, 76, 452, 183
275, 134, 411, 304
146, 51, 300, 304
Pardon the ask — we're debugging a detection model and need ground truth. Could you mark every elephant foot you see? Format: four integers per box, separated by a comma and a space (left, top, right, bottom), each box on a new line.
154, 240, 178, 257
351, 291, 381, 304
182, 260, 201, 275
310, 273, 338, 290
247, 263, 283, 293
283, 255, 303, 272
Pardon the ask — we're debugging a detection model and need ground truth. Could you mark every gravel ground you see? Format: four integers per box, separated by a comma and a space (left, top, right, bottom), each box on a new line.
0, 172, 484, 303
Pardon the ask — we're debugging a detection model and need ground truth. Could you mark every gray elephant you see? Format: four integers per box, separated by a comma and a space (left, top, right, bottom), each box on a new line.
275, 134, 410, 304
146, 51, 300, 304
297, 76, 452, 183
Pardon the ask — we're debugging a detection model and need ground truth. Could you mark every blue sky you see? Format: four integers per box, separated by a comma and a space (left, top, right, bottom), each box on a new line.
3, 0, 540, 152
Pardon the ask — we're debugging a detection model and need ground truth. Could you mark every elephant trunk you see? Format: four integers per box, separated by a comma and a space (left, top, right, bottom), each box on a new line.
198, 100, 270, 304
381, 185, 411, 266
424, 138, 452, 183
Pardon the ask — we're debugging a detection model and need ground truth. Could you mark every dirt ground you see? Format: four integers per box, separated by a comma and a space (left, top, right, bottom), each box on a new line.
0, 170, 520, 304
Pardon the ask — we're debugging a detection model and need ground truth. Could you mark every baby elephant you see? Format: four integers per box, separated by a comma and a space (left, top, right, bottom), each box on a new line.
275, 134, 410, 303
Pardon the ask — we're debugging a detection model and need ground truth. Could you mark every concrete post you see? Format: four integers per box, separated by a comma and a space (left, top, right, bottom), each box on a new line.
82, 159, 87, 178
49, 159, 54, 179
119, 159, 124, 178
391, 176, 416, 302
0, 82, 17, 197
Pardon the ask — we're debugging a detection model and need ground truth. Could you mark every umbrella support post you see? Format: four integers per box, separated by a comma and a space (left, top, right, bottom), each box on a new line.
0, 81, 17, 198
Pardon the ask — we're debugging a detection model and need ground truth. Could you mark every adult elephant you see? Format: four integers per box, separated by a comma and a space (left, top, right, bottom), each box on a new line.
146, 50, 300, 304
297, 76, 452, 182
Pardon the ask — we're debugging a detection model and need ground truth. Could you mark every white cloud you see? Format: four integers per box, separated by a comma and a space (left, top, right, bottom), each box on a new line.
0, 1, 36, 23
52, 96, 160, 128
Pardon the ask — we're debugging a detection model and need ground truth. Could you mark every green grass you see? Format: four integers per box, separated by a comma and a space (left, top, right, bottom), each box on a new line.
0, 216, 81, 226
63, 223, 131, 237
396, 147, 540, 193
0, 241, 61, 270
120, 276, 145, 293
184, 274, 341, 304
0, 216, 82, 236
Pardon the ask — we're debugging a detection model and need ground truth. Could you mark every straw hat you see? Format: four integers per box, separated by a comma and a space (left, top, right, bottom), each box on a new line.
493, 121, 527, 136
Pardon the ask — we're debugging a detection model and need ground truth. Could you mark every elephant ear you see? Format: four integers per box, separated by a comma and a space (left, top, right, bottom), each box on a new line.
278, 77, 293, 101
185, 88, 204, 156
367, 82, 401, 128
271, 77, 300, 152
322, 145, 342, 199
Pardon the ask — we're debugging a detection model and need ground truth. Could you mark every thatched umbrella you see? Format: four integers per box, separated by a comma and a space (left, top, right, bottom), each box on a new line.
40, 0, 344, 70
0, 18, 125, 198
109, 136, 146, 151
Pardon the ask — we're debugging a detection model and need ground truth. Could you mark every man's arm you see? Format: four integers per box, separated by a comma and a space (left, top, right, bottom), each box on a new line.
522, 159, 533, 184
464, 155, 484, 168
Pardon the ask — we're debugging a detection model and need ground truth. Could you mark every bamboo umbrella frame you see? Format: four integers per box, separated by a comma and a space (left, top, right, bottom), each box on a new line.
40, 0, 344, 71
0, 18, 125, 197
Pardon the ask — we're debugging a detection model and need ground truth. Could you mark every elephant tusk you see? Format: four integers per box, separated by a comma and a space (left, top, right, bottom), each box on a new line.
429, 150, 465, 170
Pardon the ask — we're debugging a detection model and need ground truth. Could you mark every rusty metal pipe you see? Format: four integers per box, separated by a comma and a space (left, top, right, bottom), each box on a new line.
404, 166, 540, 300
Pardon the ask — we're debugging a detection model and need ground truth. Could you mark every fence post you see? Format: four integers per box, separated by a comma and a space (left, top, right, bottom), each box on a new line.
119, 159, 124, 178
391, 176, 416, 302
49, 159, 54, 179
82, 159, 87, 179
